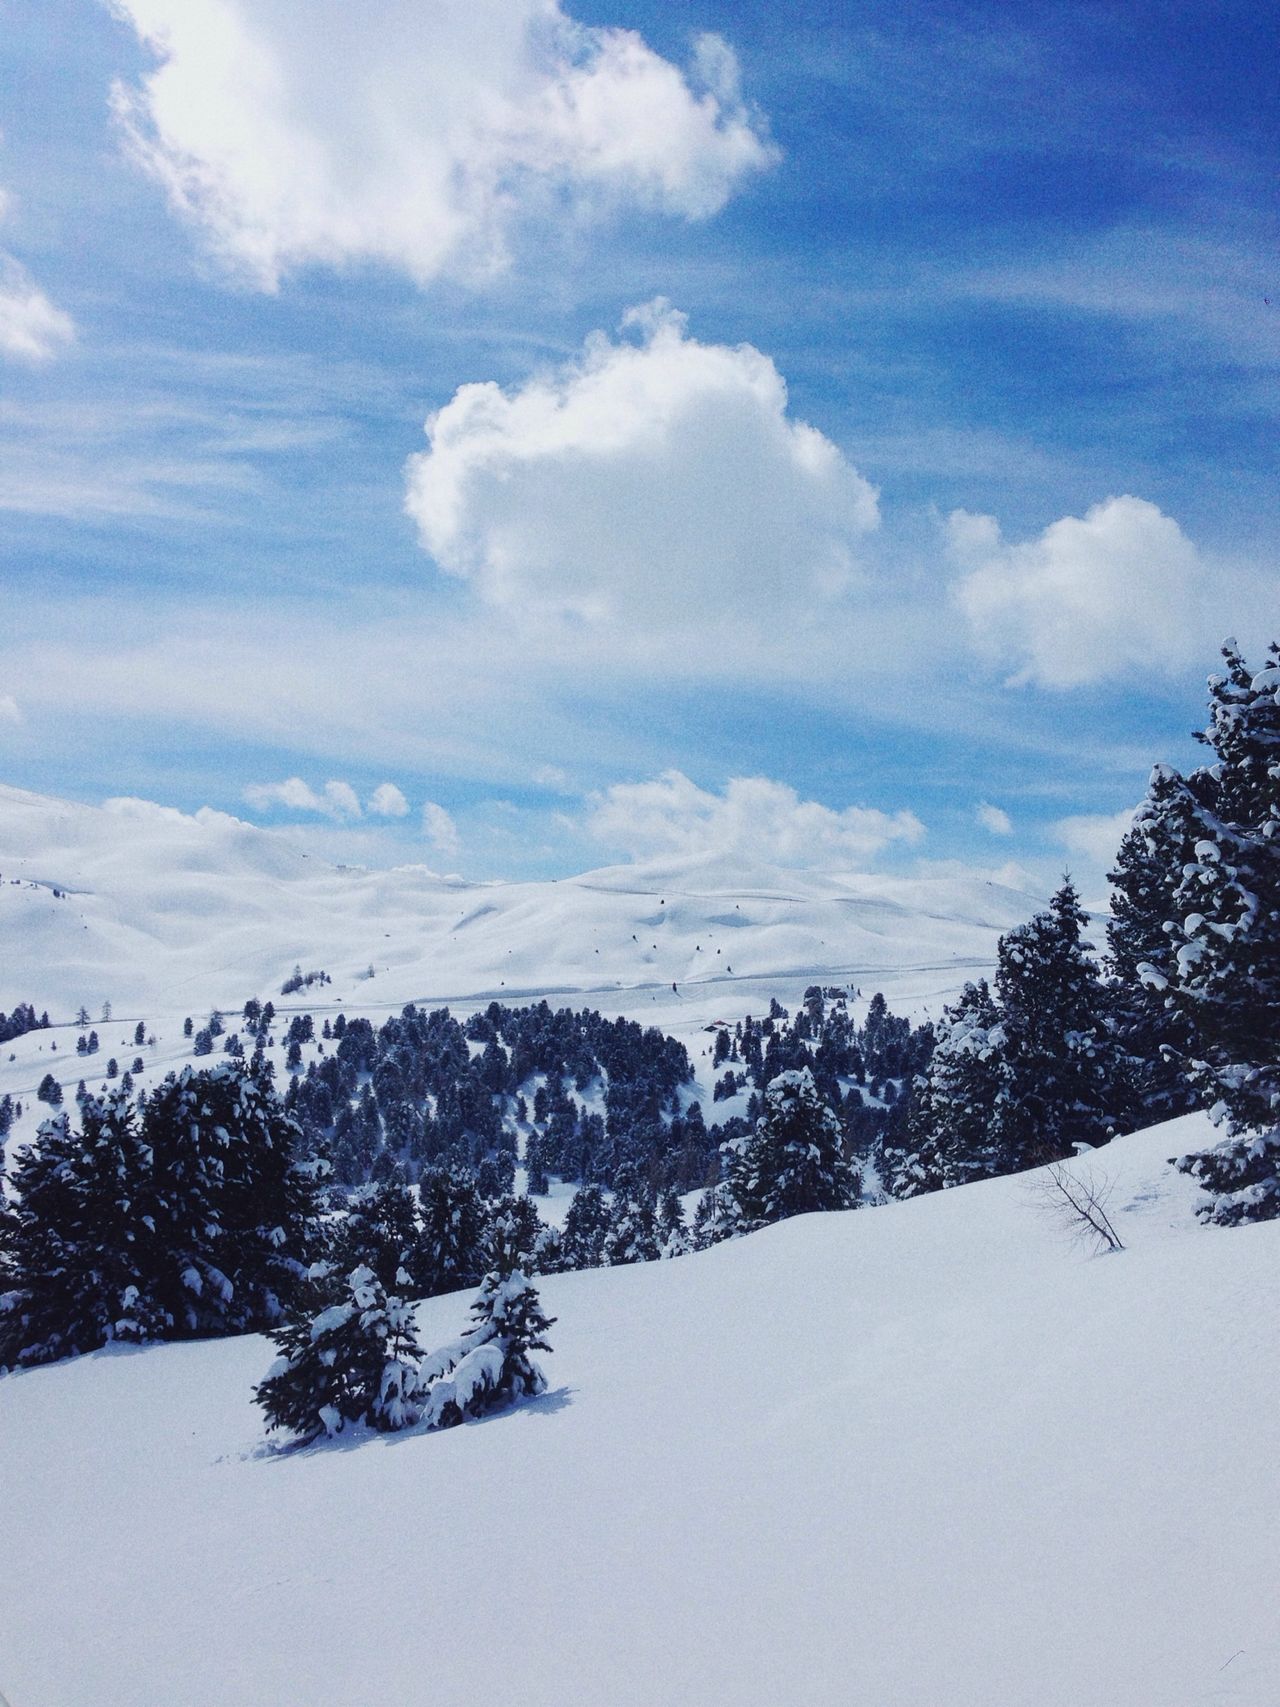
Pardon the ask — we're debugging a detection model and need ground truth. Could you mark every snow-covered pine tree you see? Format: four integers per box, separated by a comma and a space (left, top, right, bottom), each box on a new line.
559, 1182, 612, 1270
420, 1268, 555, 1429
656, 1185, 690, 1257
415, 1161, 487, 1295
881, 981, 1003, 1197
141, 1059, 324, 1337
331, 1179, 421, 1293
1170, 640, 1280, 1222
0, 1089, 163, 1368
1105, 764, 1205, 1121
688, 1184, 734, 1249
603, 1178, 662, 1267
254, 1264, 425, 1441
482, 1193, 544, 1275
987, 881, 1124, 1173
721, 1066, 858, 1234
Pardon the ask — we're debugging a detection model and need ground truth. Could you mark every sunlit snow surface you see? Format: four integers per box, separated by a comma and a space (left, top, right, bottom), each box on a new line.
2, 1116, 1278, 1706
0, 781, 1041, 1025
4, 786, 1276, 1705
0, 780, 1046, 1162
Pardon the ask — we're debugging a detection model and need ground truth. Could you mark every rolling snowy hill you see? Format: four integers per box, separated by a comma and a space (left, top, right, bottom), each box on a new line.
0, 783, 1045, 1028
3, 1113, 1277, 1707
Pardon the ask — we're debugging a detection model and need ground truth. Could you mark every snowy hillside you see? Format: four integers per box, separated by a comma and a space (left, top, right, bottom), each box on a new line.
0, 782, 1041, 1031
3, 1112, 1277, 1707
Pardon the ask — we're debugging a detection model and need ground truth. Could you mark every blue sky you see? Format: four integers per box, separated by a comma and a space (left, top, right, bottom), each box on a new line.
0, 0, 1276, 888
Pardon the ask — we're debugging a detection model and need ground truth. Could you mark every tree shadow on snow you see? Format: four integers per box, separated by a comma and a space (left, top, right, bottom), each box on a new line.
239, 1384, 575, 1464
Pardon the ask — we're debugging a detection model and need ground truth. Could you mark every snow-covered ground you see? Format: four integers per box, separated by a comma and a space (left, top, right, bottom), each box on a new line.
0, 782, 1042, 1030
3, 1113, 1277, 1707
0, 779, 1047, 1168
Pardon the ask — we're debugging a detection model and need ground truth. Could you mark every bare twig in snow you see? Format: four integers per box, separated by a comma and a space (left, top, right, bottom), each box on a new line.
1029, 1160, 1126, 1253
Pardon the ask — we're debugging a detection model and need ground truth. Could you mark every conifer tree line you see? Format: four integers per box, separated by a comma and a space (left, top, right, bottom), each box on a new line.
3, 637, 1274, 1380
0, 989, 927, 1368
0, 1059, 325, 1369
887, 638, 1280, 1227
0, 1002, 50, 1045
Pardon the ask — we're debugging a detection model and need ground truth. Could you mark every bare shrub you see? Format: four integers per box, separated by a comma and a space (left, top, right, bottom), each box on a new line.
1029, 1159, 1125, 1254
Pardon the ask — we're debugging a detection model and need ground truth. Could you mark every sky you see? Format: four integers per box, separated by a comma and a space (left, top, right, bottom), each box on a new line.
0, 0, 1276, 891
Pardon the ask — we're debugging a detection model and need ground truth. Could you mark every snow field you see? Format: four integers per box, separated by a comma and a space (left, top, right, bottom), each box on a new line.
0, 783, 1038, 1025
2, 1114, 1277, 1707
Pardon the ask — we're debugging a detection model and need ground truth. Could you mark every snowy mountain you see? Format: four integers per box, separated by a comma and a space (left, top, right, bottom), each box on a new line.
3, 1112, 1276, 1707
0, 780, 1044, 1029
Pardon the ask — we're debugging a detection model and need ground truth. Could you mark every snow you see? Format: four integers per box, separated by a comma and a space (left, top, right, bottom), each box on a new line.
0, 782, 1038, 1032
3, 1114, 1277, 1707
0, 781, 1045, 1170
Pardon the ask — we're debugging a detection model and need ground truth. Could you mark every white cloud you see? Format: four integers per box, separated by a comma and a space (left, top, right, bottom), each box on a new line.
0, 243, 74, 363
532, 763, 572, 793
586, 771, 923, 867
406, 301, 879, 624
243, 776, 363, 819
0, 692, 22, 725
422, 800, 460, 854
322, 779, 362, 819
976, 801, 1012, 836
1052, 806, 1137, 872
108, 1, 774, 290
948, 495, 1210, 689
368, 781, 409, 818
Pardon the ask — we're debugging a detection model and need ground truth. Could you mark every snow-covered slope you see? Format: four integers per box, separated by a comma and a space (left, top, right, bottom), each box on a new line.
3, 1112, 1276, 1707
0, 782, 1041, 1031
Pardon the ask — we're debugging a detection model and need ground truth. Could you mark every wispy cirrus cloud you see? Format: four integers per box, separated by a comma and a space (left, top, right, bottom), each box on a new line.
0, 188, 74, 363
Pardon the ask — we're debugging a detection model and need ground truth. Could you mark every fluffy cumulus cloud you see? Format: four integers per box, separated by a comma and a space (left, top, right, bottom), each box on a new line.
0, 191, 74, 362
107, 0, 774, 289
948, 496, 1210, 689
422, 800, 460, 855
0, 691, 23, 724
405, 301, 879, 623
586, 771, 923, 867
368, 781, 409, 818
976, 801, 1012, 836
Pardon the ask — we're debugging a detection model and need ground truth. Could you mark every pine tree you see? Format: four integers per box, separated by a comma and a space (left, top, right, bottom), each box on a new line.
331, 1180, 420, 1292
603, 1176, 662, 1267
881, 981, 1003, 1197
0, 1091, 162, 1368
140, 1059, 324, 1338
689, 1185, 734, 1249
254, 1264, 425, 1442
1106, 764, 1204, 1121
482, 1193, 545, 1275
656, 1185, 690, 1256
1170, 640, 1280, 1221
420, 1269, 555, 1429
722, 1066, 858, 1234
560, 1182, 611, 1270
524, 1133, 550, 1196
987, 881, 1124, 1172
416, 1162, 487, 1295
